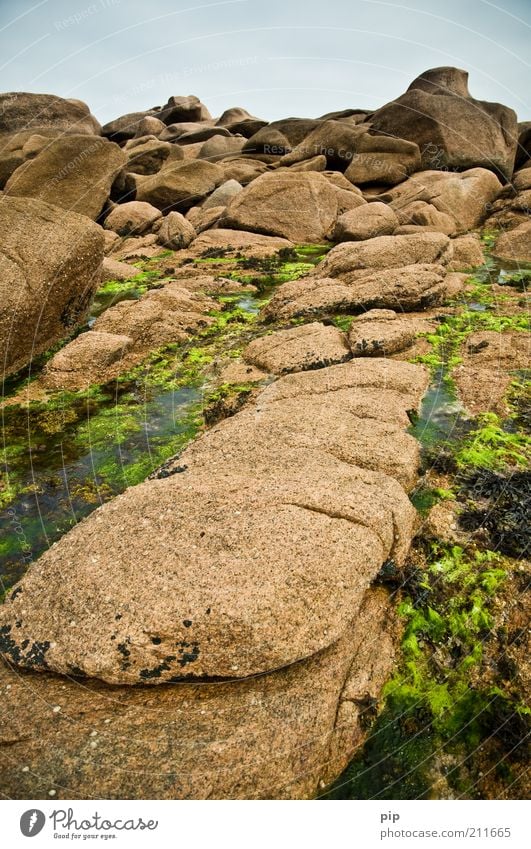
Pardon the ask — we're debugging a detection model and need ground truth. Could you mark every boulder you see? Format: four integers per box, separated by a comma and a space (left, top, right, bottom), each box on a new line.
104, 201, 162, 236
492, 221, 531, 262
515, 121, 531, 170
287, 155, 327, 172
243, 119, 321, 155
395, 200, 456, 234
243, 322, 351, 374
313, 232, 452, 279
0, 358, 426, 682
333, 202, 398, 241
216, 107, 258, 126
133, 160, 224, 211
344, 134, 421, 185
281, 120, 368, 169
186, 205, 225, 234
93, 284, 216, 349
198, 134, 246, 162
0, 92, 100, 137
202, 178, 243, 209
448, 234, 485, 270
382, 168, 502, 233
370, 67, 518, 181
43, 331, 133, 390
348, 310, 430, 356
125, 137, 184, 174
102, 111, 160, 144
221, 171, 343, 242
223, 118, 268, 138
177, 127, 231, 145
0, 196, 104, 377
265, 264, 448, 320
0, 586, 397, 800
186, 229, 293, 257
159, 122, 205, 141
101, 257, 141, 282
222, 157, 269, 185
4, 135, 126, 220
159, 95, 211, 125
157, 211, 196, 249
134, 115, 166, 137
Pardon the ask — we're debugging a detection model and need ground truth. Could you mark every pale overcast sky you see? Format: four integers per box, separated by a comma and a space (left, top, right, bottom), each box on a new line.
1, 0, 529, 125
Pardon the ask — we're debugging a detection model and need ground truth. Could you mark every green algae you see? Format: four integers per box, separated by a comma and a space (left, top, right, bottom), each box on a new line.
323, 543, 528, 800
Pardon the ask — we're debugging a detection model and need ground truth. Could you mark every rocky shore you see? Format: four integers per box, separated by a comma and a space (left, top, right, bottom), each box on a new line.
0, 67, 529, 799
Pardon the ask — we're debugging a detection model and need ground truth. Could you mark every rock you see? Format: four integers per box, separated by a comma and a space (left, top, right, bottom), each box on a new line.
125, 137, 184, 175
454, 331, 531, 415
0, 92, 100, 137
93, 284, 216, 350
512, 169, 531, 192
101, 257, 141, 282
243, 119, 321, 154
382, 168, 502, 233
157, 211, 196, 249
133, 160, 224, 211
243, 322, 351, 374
281, 120, 368, 169
221, 171, 342, 242
0, 586, 397, 799
177, 127, 231, 145
159, 122, 205, 141
104, 201, 162, 236
43, 332, 133, 390
4, 135, 126, 220
222, 157, 269, 185
0, 196, 104, 377
216, 107, 258, 126
265, 264, 448, 320
186, 229, 293, 257
102, 111, 160, 144
109, 233, 161, 262
134, 116, 167, 138
202, 179, 243, 209
515, 121, 531, 170
344, 133, 421, 185
448, 234, 485, 270
370, 67, 518, 181
348, 310, 430, 356
396, 201, 456, 234
186, 205, 225, 234
198, 134, 246, 162
333, 202, 398, 241
287, 155, 327, 172
313, 232, 452, 279
0, 358, 425, 682
159, 95, 211, 125
492, 221, 531, 262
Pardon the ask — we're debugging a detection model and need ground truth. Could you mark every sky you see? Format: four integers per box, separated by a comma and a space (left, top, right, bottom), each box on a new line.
0, 0, 529, 126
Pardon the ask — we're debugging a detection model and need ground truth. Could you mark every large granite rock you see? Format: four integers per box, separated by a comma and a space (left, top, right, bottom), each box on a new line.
492, 221, 531, 262
0, 92, 101, 137
4, 135, 126, 220
221, 171, 346, 241
133, 160, 224, 211
243, 322, 351, 374
0, 359, 427, 683
265, 264, 448, 320
0, 586, 398, 799
370, 67, 517, 181
381, 168, 502, 233
0, 196, 104, 377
